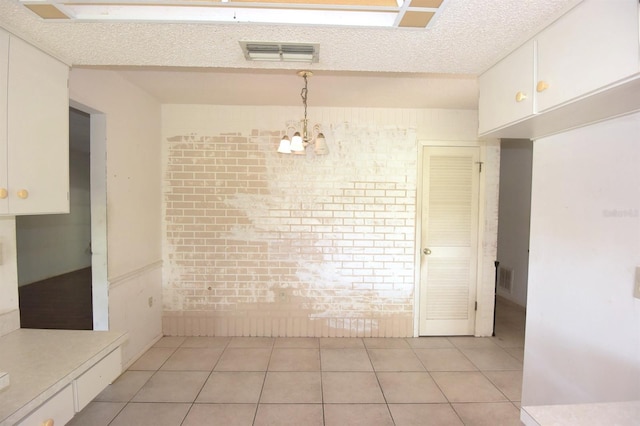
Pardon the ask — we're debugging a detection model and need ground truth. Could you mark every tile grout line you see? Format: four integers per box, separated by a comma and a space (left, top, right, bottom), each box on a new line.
182, 337, 231, 425
113, 342, 182, 425
251, 337, 275, 426
364, 339, 398, 425
410, 336, 467, 425
318, 340, 326, 426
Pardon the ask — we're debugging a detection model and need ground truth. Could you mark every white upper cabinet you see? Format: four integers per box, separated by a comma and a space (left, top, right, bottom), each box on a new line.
536, 0, 640, 111
1, 31, 69, 215
478, 41, 535, 135
479, 0, 640, 138
0, 29, 9, 213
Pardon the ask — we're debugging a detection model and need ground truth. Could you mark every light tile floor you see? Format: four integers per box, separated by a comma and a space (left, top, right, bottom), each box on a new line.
69, 299, 525, 425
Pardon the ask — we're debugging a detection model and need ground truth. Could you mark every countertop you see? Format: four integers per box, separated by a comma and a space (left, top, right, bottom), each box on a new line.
521, 401, 640, 425
0, 328, 128, 425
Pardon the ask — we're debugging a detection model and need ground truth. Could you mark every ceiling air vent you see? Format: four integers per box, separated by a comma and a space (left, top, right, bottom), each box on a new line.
240, 41, 319, 63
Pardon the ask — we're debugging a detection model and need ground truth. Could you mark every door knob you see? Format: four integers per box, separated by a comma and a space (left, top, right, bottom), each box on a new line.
423, 248, 432, 255
0, 188, 7, 199
17, 189, 29, 199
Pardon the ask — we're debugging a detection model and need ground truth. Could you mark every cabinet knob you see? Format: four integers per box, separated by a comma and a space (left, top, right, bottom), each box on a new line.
515, 91, 527, 102
17, 189, 29, 199
41, 419, 54, 426
0, 188, 7, 199
536, 81, 549, 92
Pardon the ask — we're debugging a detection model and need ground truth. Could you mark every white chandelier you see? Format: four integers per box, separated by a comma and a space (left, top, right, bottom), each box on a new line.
277, 71, 329, 156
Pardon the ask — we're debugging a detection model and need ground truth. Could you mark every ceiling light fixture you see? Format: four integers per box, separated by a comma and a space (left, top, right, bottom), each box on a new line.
19, 0, 447, 29
278, 71, 329, 156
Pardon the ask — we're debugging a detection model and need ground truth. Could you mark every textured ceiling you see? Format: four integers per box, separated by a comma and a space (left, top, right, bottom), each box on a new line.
0, 0, 582, 108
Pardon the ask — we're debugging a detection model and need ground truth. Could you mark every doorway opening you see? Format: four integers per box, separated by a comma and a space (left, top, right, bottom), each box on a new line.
494, 138, 532, 342
17, 107, 92, 329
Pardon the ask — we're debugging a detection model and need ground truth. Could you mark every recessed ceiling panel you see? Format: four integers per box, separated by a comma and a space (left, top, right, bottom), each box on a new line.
24, 4, 69, 19
18, 0, 447, 29
232, 0, 398, 5
399, 11, 434, 28
408, 0, 443, 8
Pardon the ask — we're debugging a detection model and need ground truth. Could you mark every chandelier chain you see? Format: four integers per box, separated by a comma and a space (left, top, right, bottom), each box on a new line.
301, 73, 309, 142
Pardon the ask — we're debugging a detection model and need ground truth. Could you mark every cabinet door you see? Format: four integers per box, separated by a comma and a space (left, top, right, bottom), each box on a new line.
537, 0, 640, 111
16, 384, 75, 426
0, 29, 8, 214
74, 347, 122, 412
7, 36, 69, 215
478, 40, 535, 135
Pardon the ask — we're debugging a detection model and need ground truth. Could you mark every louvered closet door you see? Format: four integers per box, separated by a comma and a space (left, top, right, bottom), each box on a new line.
419, 146, 480, 336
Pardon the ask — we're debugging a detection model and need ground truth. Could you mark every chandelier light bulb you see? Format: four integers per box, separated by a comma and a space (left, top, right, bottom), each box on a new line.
314, 132, 329, 155
290, 132, 305, 152
277, 135, 292, 154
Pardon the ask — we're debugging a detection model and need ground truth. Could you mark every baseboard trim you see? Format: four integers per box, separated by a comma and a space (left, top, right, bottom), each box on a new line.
162, 312, 413, 338
121, 332, 164, 371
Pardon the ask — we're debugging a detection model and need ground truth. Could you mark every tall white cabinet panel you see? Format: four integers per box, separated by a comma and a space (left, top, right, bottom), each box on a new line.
478, 41, 535, 135
6, 35, 69, 215
0, 29, 9, 214
536, 0, 639, 111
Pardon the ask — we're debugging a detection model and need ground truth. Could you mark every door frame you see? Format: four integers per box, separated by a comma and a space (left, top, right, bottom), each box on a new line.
413, 140, 496, 337
70, 99, 109, 330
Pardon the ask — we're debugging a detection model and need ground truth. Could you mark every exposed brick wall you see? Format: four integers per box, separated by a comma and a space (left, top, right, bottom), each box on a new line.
160, 105, 497, 338
163, 123, 418, 336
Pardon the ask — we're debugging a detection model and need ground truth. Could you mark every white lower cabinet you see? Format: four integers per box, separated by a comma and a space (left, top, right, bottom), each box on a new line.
16, 385, 74, 426
0, 331, 127, 426
14, 347, 122, 426
74, 347, 122, 412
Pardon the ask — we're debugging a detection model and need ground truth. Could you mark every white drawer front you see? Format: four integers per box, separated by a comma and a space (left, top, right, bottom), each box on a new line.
16, 385, 74, 426
74, 347, 122, 412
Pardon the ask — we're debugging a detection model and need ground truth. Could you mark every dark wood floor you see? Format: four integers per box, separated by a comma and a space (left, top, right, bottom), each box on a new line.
19, 267, 93, 330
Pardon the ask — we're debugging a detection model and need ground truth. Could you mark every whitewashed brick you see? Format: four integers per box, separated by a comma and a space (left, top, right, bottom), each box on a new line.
162, 109, 488, 338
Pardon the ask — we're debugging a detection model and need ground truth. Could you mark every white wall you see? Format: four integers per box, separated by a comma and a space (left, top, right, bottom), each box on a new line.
522, 112, 640, 405
69, 69, 163, 366
161, 105, 499, 337
497, 139, 532, 307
